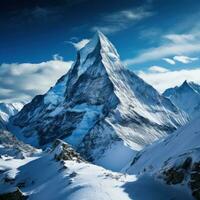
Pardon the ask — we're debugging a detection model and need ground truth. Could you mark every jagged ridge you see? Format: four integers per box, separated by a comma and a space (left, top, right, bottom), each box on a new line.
163, 81, 200, 119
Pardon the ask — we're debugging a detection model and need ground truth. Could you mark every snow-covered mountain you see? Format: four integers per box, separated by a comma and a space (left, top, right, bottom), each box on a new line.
0, 130, 38, 158
0, 102, 23, 130
0, 103, 39, 162
126, 116, 200, 199
12, 31, 187, 170
163, 81, 200, 119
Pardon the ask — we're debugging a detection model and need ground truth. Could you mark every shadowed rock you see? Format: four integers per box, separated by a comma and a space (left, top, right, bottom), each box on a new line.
0, 187, 28, 200
51, 139, 85, 162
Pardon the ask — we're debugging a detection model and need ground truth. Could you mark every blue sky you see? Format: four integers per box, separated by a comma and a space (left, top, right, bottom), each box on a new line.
1, 0, 200, 102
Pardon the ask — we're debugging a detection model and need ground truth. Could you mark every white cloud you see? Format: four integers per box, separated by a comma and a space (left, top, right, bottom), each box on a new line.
173, 55, 198, 64
92, 26, 124, 35
91, 7, 153, 34
162, 58, 176, 65
73, 39, 90, 50
53, 54, 63, 61
149, 66, 169, 73
104, 8, 152, 22
163, 34, 195, 43
124, 33, 200, 65
67, 39, 90, 50
0, 60, 73, 103
138, 67, 200, 92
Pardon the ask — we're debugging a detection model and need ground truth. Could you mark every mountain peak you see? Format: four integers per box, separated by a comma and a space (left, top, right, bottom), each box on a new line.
94, 31, 119, 56
73, 31, 121, 79
182, 80, 189, 87
179, 80, 194, 92
163, 80, 200, 119
91, 30, 112, 45
94, 30, 106, 41
181, 80, 200, 90
79, 31, 120, 63
163, 80, 199, 97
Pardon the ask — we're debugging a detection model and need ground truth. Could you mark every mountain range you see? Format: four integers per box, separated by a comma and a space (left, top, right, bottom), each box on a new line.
0, 102, 23, 130
0, 31, 199, 200
11, 31, 187, 170
163, 81, 200, 119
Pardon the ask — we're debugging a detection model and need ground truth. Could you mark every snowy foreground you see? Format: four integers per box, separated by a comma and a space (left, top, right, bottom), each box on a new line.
0, 140, 193, 200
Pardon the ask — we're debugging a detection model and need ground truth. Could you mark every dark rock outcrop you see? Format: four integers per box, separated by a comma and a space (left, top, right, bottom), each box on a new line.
0, 188, 28, 200
190, 162, 200, 200
162, 157, 200, 200
52, 139, 85, 162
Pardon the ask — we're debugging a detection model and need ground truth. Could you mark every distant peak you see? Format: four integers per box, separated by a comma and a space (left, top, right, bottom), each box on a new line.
181, 80, 189, 87
181, 80, 199, 87
179, 80, 194, 92
183, 80, 188, 85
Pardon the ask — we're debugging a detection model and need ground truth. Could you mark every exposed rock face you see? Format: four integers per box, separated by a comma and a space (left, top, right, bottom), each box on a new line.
0, 188, 28, 200
162, 157, 192, 185
162, 158, 200, 200
78, 119, 119, 161
0, 130, 37, 158
51, 139, 84, 162
163, 168, 185, 184
12, 31, 187, 164
190, 162, 200, 199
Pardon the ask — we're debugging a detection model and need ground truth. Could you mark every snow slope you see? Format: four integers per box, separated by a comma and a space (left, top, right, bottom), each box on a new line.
126, 117, 200, 174
163, 81, 200, 119
126, 117, 200, 199
0, 140, 133, 200
12, 31, 187, 170
0, 140, 193, 200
